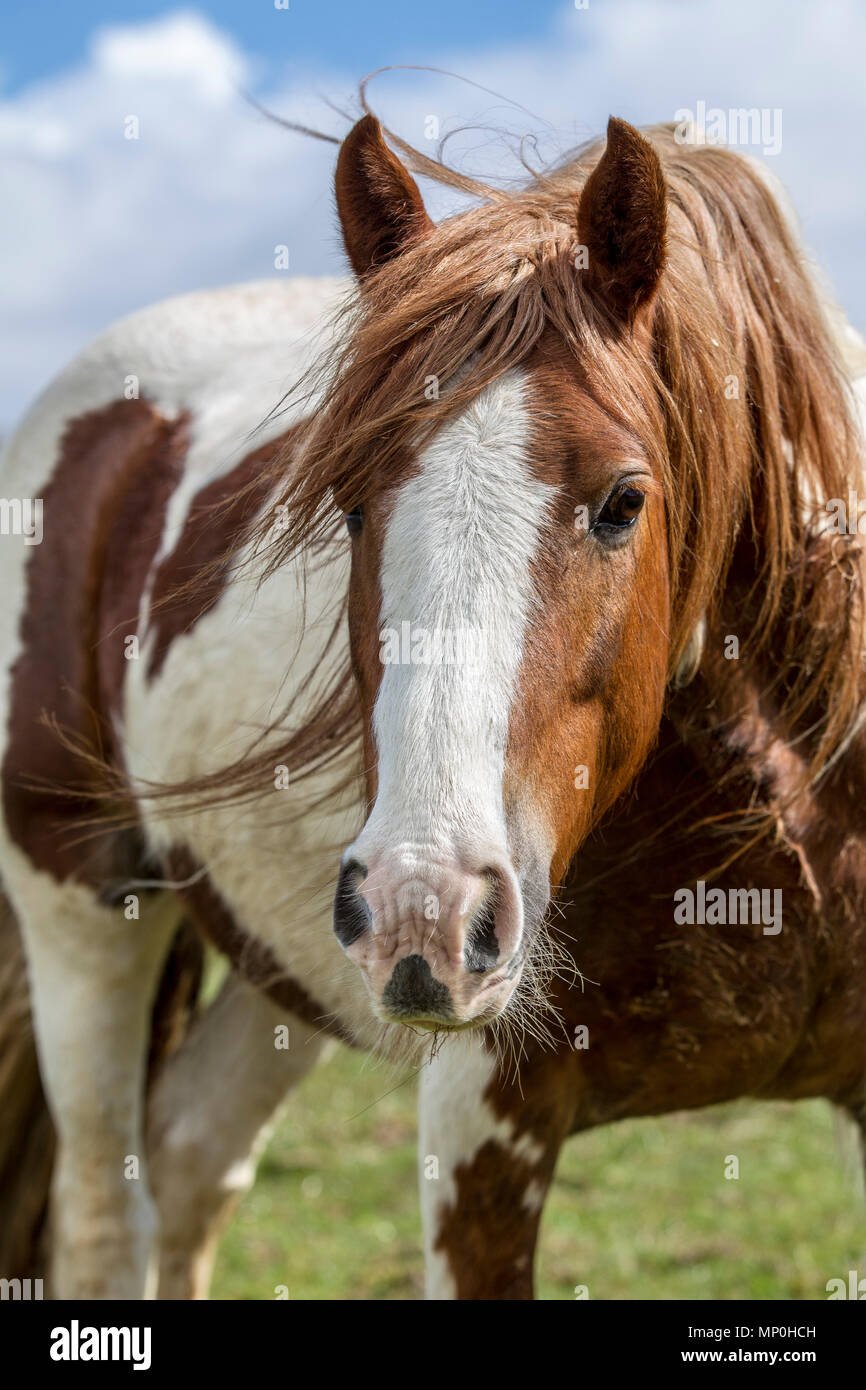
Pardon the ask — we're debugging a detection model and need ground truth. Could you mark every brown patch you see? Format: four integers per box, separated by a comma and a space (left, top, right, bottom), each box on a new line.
0, 890, 54, 1285
2, 399, 188, 882
433, 1037, 575, 1299
95, 411, 194, 723
147, 917, 205, 1073
165, 846, 358, 1047
434, 1134, 559, 1300
146, 429, 295, 681
552, 726, 866, 1124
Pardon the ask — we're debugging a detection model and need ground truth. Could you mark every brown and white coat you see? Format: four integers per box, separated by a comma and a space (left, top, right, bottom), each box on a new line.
3, 115, 866, 1302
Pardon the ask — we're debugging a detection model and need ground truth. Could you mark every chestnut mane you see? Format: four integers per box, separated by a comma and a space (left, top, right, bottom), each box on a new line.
82, 117, 865, 824
251, 122, 864, 787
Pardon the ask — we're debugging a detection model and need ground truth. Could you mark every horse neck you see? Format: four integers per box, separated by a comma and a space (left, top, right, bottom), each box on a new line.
667, 584, 866, 893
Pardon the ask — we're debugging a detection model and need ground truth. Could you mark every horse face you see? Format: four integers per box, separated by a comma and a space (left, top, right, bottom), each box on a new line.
331, 115, 670, 1030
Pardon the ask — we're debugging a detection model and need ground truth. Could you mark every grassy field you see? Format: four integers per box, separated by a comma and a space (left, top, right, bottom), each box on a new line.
212, 1045, 866, 1301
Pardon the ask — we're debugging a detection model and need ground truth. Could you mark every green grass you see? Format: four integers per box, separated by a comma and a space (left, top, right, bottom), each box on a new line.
211, 1047, 866, 1301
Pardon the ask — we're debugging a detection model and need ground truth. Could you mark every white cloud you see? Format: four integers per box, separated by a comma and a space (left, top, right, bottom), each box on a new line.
1, 2, 864, 429
91, 9, 248, 101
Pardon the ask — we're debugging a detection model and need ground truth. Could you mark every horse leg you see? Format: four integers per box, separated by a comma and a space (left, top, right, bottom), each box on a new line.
419, 1036, 572, 1300
4, 863, 178, 1298
148, 971, 332, 1300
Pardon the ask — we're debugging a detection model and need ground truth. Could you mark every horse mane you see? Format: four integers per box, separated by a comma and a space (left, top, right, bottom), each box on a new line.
252, 117, 864, 792
63, 112, 865, 830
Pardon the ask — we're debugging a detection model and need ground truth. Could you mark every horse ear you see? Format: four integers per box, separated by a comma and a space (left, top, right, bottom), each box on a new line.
335, 114, 433, 278
577, 117, 667, 326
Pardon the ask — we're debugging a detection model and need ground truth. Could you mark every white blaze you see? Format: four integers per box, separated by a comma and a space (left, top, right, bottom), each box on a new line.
367, 368, 556, 856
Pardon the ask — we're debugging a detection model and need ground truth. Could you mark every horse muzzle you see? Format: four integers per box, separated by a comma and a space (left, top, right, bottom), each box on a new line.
332, 844, 525, 1028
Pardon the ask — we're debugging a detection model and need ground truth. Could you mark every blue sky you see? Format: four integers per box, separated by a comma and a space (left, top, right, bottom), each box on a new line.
2, 0, 565, 94
1, 1, 864, 428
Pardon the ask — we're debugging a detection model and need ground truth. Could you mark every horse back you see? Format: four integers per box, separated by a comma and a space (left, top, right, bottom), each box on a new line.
0, 278, 348, 888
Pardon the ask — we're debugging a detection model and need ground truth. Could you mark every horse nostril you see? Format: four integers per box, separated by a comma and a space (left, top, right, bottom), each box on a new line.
464, 871, 501, 974
382, 955, 454, 1020
333, 858, 370, 948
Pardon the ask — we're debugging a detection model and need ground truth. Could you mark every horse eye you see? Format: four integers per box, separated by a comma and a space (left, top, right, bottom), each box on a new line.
597, 485, 645, 531
345, 507, 363, 538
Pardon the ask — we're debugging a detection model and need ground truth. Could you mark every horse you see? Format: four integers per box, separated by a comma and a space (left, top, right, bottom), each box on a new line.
2, 109, 866, 1301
